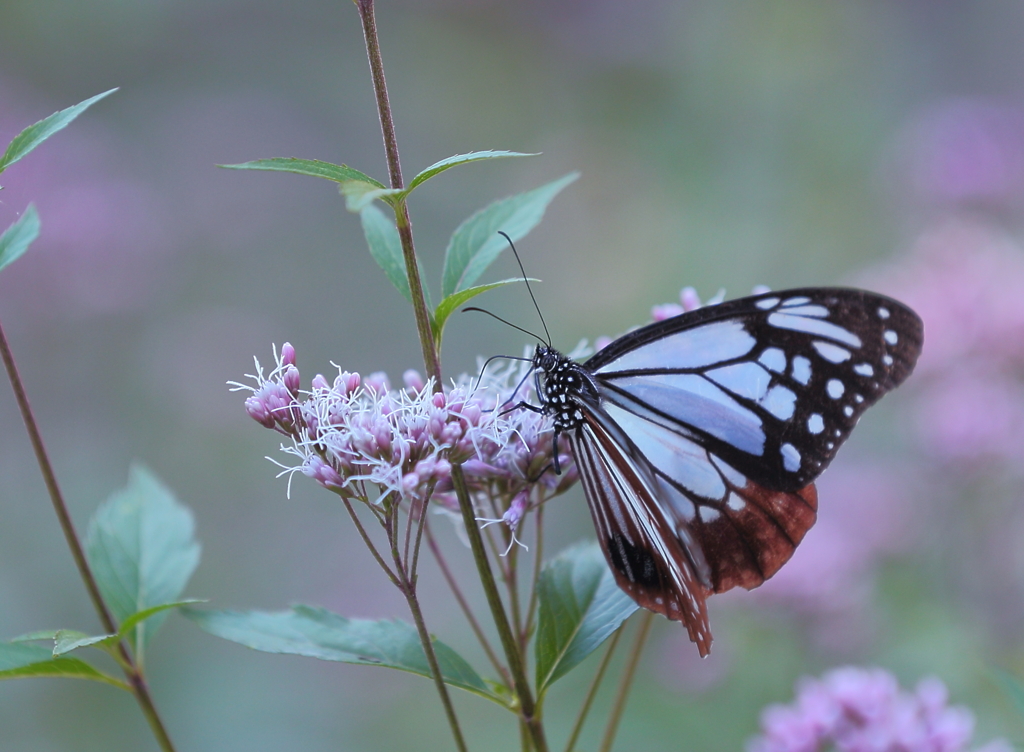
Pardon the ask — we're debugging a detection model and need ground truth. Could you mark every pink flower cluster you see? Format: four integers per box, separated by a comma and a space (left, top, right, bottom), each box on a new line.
748, 667, 1011, 752
870, 219, 1024, 463
233, 343, 577, 512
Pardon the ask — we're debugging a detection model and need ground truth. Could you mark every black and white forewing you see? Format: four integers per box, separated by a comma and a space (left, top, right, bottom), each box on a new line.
585, 288, 923, 491
568, 411, 713, 656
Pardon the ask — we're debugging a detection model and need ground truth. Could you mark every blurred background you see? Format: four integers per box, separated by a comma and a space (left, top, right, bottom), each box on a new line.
2, 1, 1024, 750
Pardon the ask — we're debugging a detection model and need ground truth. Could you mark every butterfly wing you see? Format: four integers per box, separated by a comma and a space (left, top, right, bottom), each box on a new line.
568, 408, 713, 655
597, 399, 819, 594
580, 288, 920, 594
585, 288, 923, 492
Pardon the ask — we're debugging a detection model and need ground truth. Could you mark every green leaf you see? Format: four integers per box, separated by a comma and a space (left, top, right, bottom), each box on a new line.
53, 630, 114, 656
220, 158, 385, 188
84, 465, 200, 655
50, 601, 204, 657
431, 277, 537, 347
441, 172, 578, 297
407, 151, 537, 192
535, 541, 638, 695
0, 205, 40, 272
340, 180, 405, 212
0, 641, 127, 689
9, 630, 59, 643
0, 89, 117, 173
184, 605, 504, 704
359, 203, 431, 309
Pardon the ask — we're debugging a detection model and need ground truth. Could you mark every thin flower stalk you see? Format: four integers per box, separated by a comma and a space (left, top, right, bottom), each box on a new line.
0, 321, 178, 752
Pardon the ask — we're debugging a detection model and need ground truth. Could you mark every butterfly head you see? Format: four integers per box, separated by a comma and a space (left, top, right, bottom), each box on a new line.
533, 345, 599, 432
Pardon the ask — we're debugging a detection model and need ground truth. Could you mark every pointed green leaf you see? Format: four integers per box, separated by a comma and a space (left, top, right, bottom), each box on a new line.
219, 158, 385, 188
84, 465, 200, 654
118, 599, 206, 639
359, 203, 430, 309
535, 541, 638, 695
432, 277, 538, 347
0, 205, 40, 272
184, 605, 504, 704
9, 630, 59, 643
0, 89, 117, 173
53, 630, 115, 656
441, 172, 578, 297
407, 151, 537, 192
340, 180, 405, 212
0, 642, 127, 689
50, 601, 205, 657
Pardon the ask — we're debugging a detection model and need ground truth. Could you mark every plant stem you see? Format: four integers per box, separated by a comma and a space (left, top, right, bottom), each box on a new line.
387, 504, 469, 752
355, 2, 547, 748
564, 626, 624, 752
0, 320, 178, 752
425, 522, 509, 685
354, 0, 437, 382
598, 610, 654, 752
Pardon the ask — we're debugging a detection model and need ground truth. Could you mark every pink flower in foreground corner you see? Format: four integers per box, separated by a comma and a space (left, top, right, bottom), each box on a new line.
748, 667, 1011, 752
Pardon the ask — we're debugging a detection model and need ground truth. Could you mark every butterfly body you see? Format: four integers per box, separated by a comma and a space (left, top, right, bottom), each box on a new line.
530, 287, 922, 656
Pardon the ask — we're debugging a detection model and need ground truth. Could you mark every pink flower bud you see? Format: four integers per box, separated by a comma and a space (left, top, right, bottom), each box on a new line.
245, 395, 276, 428
403, 369, 425, 392
311, 373, 329, 391
280, 342, 297, 367
503, 490, 529, 530
283, 365, 301, 397
681, 286, 702, 311
365, 372, 390, 394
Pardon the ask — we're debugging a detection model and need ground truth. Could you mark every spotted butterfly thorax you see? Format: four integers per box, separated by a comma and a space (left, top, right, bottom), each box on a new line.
531, 287, 922, 656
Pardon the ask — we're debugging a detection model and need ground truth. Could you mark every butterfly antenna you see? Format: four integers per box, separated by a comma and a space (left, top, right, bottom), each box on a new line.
498, 231, 551, 347
472, 352, 533, 392
462, 307, 547, 343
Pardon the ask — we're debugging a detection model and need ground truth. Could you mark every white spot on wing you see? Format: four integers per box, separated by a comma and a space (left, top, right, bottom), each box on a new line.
781, 443, 801, 472
854, 363, 874, 377
781, 304, 830, 318
759, 347, 786, 373
780, 296, 811, 307
756, 297, 780, 310
827, 379, 845, 399
727, 494, 745, 511
761, 385, 797, 420
843, 405, 854, 417
710, 455, 748, 488
878, 307, 890, 319
768, 312, 863, 347
699, 506, 721, 523
808, 413, 824, 434
882, 354, 894, 366
792, 356, 812, 385
707, 361, 771, 400
884, 330, 898, 345
813, 341, 852, 363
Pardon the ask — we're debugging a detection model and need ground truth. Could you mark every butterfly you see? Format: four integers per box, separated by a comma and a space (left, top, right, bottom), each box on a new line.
529, 287, 923, 656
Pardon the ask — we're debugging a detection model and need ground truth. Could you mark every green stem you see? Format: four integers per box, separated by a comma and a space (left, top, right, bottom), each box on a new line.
598, 610, 654, 752
354, 4, 474, 749
425, 522, 509, 685
0, 320, 178, 752
564, 627, 624, 752
354, 1, 547, 748
387, 504, 469, 752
